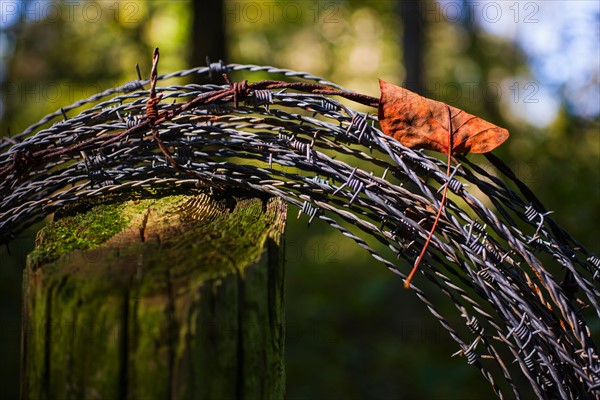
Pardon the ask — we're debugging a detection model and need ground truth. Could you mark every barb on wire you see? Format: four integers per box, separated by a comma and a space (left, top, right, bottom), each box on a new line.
146, 48, 177, 169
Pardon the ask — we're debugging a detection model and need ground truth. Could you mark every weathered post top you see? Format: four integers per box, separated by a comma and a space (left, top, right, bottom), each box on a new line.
21, 190, 287, 400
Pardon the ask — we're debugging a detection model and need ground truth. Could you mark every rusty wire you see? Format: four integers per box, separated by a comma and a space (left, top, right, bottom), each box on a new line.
0, 62, 598, 399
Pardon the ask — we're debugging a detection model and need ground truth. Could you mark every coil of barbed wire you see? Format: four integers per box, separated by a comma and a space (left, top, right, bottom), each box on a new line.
0, 62, 598, 399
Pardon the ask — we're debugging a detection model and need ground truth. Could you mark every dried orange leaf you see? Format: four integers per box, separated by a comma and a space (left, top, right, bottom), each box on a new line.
378, 80, 509, 155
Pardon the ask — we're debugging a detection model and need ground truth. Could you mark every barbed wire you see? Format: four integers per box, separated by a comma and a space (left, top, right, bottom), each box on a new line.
1, 63, 598, 399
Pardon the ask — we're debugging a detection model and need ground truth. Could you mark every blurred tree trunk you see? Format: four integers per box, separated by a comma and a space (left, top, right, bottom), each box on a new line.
399, 0, 425, 94
190, 0, 226, 78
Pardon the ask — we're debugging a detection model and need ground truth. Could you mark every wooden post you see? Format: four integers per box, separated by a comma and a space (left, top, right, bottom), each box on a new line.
20, 192, 287, 400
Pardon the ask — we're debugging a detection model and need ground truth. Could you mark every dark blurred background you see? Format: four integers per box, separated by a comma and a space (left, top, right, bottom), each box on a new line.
1, 1, 598, 399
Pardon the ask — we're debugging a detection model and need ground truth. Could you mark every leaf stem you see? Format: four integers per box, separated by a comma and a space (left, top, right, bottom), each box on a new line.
404, 106, 453, 289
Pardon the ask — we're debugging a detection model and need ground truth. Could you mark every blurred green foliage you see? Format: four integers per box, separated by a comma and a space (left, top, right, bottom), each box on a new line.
1, 1, 597, 399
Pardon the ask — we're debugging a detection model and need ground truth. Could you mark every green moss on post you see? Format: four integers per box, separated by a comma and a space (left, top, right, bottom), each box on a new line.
21, 192, 287, 400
